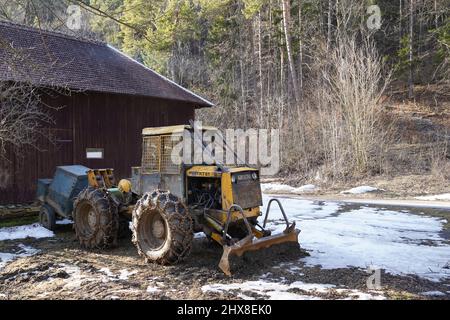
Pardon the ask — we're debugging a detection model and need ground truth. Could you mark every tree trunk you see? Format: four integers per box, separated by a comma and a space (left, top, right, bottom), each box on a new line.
434, 0, 438, 29
327, 0, 332, 51
238, 4, 248, 129
297, 0, 303, 92
399, 0, 403, 48
281, 0, 300, 104
408, 0, 414, 99
256, 11, 264, 126
280, 26, 285, 127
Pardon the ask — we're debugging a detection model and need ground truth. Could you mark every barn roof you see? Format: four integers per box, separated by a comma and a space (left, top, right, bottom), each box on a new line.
0, 21, 213, 108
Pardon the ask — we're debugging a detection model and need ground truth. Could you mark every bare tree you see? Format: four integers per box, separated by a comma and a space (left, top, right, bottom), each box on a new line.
408, 0, 415, 99
316, 36, 392, 176
281, 0, 300, 105
0, 82, 54, 157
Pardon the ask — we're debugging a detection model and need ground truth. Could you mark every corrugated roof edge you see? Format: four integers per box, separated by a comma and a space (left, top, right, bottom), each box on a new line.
107, 44, 215, 108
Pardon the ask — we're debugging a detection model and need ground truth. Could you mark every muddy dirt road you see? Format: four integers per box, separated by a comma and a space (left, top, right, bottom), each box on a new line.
1, 196, 450, 300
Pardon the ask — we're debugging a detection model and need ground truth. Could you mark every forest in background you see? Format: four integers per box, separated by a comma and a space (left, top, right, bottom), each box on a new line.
0, 0, 449, 183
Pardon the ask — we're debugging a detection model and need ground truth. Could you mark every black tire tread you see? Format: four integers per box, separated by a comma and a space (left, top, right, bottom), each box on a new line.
132, 190, 193, 265
73, 187, 119, 249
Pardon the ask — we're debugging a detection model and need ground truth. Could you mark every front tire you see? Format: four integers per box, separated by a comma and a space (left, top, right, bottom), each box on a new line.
73, 187, 119, 249
132, 190, 193, 265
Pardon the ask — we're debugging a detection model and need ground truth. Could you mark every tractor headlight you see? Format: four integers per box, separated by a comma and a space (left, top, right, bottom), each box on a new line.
231, 175, 237, 183
251, 172, 257, 180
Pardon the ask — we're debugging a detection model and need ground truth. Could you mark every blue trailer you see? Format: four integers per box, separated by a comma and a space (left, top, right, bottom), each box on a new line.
36, 165, 90, 230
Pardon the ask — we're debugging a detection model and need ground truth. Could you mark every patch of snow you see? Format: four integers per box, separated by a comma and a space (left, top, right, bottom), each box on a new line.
99, 267, 115, 277
289, 281, 336, 293
0, 223, 54, 241
295, 184, 318, 193
345, 291, 386, 300
146, 286, 161, 293
262, 195, 450, 281
202, 279, 385, 300
118, 269, 137, 280
59, 264, 85, 288
420, 291, 446, 296
261, 183, 295, 194
0, 244, 40, 269
261, 183, 318, 194
99, 267, 137, 281
56, 219, 73, 225
263, 196, 341, 222
237, 293, 255, 300
194, 232, 206, 239
415, 194, 450, 201
340, 186, 382, 194
202, 280, 316, 300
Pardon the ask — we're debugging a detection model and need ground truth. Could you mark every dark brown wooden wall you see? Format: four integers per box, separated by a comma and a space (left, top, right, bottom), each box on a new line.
0, 91, 196, 204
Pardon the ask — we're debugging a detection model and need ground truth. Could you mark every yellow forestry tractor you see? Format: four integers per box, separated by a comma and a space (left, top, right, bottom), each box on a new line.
38, 124, 300, 275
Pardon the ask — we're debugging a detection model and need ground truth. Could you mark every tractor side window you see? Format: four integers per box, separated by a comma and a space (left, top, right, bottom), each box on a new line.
141, 135, 182, 174
160, 135, 182, 173
142, 136, 160, 173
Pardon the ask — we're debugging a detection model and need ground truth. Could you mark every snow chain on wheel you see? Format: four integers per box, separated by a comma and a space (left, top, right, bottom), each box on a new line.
132, 190, 193, 265
73, 187, 119, 249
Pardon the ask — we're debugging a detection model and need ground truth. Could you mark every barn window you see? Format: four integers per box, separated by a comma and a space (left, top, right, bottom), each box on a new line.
86, 148, 104, 159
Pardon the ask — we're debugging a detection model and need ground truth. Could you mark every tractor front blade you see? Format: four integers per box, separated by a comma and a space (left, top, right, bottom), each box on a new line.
218, 223, 300, 276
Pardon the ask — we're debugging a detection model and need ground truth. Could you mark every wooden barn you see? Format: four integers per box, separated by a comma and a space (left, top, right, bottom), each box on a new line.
0, 22, 213, 204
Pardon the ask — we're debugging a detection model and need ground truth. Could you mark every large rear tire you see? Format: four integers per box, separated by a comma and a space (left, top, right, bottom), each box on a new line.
73, 187, 119, 249
132, 190, 193, 265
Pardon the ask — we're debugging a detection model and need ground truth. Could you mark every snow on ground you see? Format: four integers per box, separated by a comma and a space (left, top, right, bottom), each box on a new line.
0, 223, 54, 241
262, 195, 450, 281
194, 232, 206, 239
202, 279, 385, 300
420, 291, 447, 296
261, 183, 318, 194
415, 194, 450, 201
99, 267, 138, 281
146, 286, 161, 293
56, 219, 73, 225
0, 244, 40, 269
118, 269, 138, 280
340, 186, 383, 194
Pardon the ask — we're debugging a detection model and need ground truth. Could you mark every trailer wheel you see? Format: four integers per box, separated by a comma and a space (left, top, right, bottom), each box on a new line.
132, 190, 193, 265
73, 187, 119, 249
39, 204, 56, 231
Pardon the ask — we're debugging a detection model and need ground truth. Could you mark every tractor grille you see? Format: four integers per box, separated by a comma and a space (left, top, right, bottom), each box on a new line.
232, 173, 263, 209
142, 135, 182, 174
